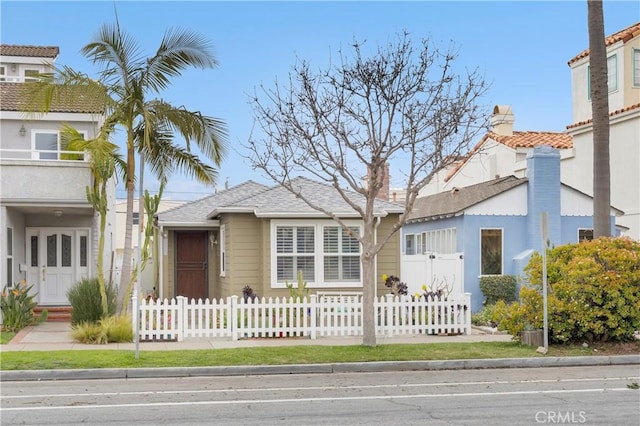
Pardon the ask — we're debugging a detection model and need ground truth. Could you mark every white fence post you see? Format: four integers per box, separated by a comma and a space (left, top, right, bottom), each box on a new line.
230, 295, 238, 341
310, 295, 317, 339
176, 296, 185, 342
464, 292, 472, 335
385, 294, 394, 336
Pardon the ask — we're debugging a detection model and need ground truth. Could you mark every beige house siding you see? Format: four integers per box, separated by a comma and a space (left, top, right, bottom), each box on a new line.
223, 214, 263, 297
376, 215, 402, 296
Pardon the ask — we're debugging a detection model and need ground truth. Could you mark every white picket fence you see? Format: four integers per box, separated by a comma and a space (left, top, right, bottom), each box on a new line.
133, 293, 472, 342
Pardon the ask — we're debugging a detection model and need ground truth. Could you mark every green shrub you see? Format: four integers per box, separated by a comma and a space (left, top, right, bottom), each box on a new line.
479, 275, 517, 305
71, 321, 108, 344
471, 304, 499, 327
71, 315, 133, 344
67, 278, 117, 325
1, 281, 40, 332
493, 237, 640, 343
102, 315, 133, 343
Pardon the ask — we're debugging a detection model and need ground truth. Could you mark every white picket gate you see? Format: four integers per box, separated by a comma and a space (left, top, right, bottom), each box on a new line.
134, 293, 471, 342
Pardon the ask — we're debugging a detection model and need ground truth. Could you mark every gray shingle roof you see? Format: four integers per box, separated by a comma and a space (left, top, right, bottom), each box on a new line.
212, 176, 404, 218
157, 181, 269, 223
157, 177, 405, 225
0, 44, 59, 58
407, 176, 526, 222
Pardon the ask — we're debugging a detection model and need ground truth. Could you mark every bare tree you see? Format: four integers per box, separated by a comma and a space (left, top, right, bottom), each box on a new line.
587, 0, 611, 237
247, 32, 488, 346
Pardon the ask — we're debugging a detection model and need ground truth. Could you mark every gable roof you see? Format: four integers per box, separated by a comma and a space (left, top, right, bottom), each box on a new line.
407, 176, 526, 223
0, 44, 59, 59
444, 131, 572, 182
157, 181, 270, 224
157, 177, 405, 225
210, 176, 405, 218
0, 82, 104, 114
568, 22, 640, 66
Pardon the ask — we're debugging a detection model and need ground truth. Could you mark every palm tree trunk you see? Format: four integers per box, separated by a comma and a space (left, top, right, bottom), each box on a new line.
117, 144, 136, 313
587, 0, 611, 237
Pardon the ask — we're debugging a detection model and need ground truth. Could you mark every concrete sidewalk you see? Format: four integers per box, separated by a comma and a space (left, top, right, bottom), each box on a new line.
3, 321, 513, 352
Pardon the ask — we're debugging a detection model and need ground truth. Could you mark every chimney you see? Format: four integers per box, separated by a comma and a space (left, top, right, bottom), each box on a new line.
367, 163, 390, 201
526, 146, 561, 251
490, 105, 514, 136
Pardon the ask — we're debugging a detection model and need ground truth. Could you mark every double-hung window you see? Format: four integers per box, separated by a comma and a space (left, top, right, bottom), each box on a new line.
273, 220, 362, 287
276, 225, 315, 283
323, 225, 360, 282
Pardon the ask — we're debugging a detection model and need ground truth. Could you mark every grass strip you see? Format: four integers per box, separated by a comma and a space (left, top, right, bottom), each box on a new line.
1, 341, 616, 371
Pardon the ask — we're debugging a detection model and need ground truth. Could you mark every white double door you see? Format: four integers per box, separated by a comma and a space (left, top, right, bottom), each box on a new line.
26, 228, 90, 305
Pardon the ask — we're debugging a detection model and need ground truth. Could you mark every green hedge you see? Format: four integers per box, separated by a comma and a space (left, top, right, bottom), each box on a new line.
493, 237, 640, 343
479, 275, 517, 305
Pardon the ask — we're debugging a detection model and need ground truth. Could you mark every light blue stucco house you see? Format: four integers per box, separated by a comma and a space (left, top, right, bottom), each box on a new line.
401, 146, 621, 312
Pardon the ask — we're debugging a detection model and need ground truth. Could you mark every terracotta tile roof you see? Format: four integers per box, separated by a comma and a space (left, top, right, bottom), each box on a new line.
444, 131, 573, 182
568, 22, 640, 65
0, 44, 59, 59
490, 131, 573, 149
0, 82, 104, 114
566, 103, 640, 129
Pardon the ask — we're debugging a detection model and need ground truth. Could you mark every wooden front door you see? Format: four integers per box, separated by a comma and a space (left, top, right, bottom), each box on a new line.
175, 231, 208, 300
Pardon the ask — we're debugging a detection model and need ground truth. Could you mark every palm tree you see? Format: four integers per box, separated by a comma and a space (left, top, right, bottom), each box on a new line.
27, 23, 228, 313
587, 0, 611, 237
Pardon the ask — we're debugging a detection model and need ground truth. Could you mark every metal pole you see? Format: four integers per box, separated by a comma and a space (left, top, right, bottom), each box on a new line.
135, 152, 144, 359
541, 212, 549, 353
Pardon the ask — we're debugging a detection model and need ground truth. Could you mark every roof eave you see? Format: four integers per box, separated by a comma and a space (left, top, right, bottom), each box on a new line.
156, 220, 220, 228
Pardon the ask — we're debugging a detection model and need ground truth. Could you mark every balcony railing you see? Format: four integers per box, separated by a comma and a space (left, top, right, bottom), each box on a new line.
0, 148, 88, 161
0, 76, 39, 83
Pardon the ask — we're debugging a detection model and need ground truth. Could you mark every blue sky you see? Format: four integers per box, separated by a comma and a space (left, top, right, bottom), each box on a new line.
2, 1, 639, 200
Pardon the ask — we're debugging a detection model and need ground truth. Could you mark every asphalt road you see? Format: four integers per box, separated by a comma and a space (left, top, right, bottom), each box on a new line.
1, 365, 639, 425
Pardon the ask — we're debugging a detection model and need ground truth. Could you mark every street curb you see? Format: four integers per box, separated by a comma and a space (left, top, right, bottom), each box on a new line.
1, 355, 639, 381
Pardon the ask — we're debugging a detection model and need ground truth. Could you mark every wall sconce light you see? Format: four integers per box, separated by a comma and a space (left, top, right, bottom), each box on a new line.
53, 210, 63, 217
11, 64, 16, 72
19, 124, 26, 137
